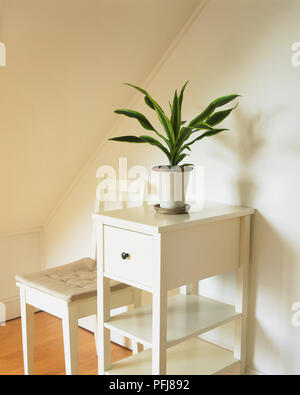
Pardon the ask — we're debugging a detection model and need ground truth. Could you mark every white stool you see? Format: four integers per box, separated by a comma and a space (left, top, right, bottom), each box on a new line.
16, 258, 142, 375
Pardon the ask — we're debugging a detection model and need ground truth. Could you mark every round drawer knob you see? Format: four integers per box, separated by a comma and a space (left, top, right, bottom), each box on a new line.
121, 252, 130, 260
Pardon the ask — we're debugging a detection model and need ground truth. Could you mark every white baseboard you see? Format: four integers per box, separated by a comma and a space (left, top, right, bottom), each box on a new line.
0, 295, 20, 323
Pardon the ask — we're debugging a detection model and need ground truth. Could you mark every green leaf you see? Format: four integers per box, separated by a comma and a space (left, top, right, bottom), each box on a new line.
115, 105, 171, 149
189, 122, 215, 131
109, 135, 146, 143
188, 129, 229, 146
125, 83, 175, 143
179, 81, 189, 108
171, 90, 181, 138
171, 81, 189, 140
125, 83, 148, 96
173, 143, 191, 159
175, 123, 214, 150
176, 153, 188, 166
168, 101, 173, 114
181, 163, 194, 167
171, 144, 191, 166
140, 135, 171, 160
170, 143, 191, 166
153, 131, 172, 149
151, 100, 176, 144
206, 104, 238, 126
175, 127, 193, 149
110, 134, 171, 162
125, 83, 164, 113
189, 105, 215, 127
189, 94, 240, 127
114, 109, 155, 131
144, 95, 155, 110
180, 144, 191, 153
211, 94, 240, 108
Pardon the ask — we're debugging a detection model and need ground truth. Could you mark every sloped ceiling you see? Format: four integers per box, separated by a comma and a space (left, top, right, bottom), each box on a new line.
0, 0, 200, 234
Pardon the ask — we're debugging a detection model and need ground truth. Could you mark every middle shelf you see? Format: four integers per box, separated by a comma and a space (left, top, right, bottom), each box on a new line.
105, 294, 241, 349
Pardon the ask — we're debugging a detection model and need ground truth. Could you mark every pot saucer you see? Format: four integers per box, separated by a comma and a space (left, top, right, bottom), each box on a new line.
154, 204, 191, 215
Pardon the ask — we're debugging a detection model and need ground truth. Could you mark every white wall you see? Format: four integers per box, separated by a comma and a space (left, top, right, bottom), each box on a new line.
0, 0, 199, 234
44, 0, 300, 374
0, 231, 41, 319
0, 0, 200, 313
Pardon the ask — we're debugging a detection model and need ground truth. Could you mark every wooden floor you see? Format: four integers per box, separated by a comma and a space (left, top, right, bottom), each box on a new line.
0, 312, 131, 375
0, 312, 240, 375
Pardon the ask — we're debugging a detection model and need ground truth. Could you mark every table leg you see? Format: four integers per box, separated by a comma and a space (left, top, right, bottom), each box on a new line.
98, 276, 111, 375
20, 288, 35, 375
234, 215, 251, 374
132, 288, 143, 354
97, 219, 111, 375
152, 290, 167, 374
152, 233, 167, 375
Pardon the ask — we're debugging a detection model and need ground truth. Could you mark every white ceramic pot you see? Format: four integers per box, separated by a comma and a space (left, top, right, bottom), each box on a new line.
153, 166, 193, 210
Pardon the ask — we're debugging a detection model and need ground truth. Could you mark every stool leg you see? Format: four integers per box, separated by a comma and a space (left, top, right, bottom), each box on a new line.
132, 288, 143, 354
62, 304, 78, 375
20, 288, 35, 375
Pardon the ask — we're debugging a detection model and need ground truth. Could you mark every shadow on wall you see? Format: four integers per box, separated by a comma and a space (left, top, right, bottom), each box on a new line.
232, 108, 266, 206
214, 106, 282, 207
233, 107, 300, 373
205, 105, 300, 372
247, 211, 298, 374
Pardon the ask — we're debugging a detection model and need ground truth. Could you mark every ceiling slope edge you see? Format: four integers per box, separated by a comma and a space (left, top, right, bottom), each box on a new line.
43, 0, 209, 228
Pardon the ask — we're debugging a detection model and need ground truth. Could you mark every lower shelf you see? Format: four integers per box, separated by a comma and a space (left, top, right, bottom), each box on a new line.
106, 338, 239, 375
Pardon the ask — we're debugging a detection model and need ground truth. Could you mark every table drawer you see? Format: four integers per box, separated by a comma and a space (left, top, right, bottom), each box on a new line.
103, 225, 153, 288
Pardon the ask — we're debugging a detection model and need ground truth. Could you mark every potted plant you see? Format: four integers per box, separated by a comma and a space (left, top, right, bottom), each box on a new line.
110, 82, 239, 212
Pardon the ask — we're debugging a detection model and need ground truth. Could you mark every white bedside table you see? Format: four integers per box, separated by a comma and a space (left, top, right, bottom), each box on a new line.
95, 202, 254, 375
